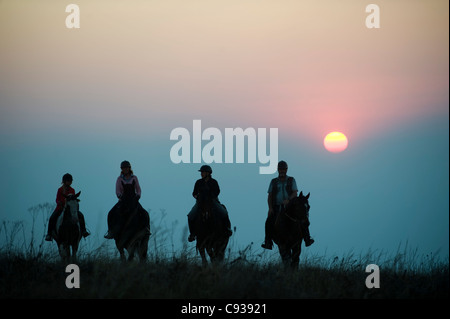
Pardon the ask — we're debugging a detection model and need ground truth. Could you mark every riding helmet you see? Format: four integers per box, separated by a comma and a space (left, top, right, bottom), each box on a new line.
62, 173, 73, 183
198, 165, 212, 173
120, 160, 131, 168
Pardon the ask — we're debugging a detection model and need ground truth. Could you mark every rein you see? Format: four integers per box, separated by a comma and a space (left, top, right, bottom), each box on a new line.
284, 211, 300, 223
201, 205, 213, 221
281, 201, 301, 223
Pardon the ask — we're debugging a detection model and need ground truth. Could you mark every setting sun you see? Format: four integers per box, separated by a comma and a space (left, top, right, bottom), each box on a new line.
324, 132, 348, 153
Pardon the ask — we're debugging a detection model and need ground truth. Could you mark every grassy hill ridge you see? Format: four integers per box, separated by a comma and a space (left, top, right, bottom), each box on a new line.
1, 251, 448, 299
1, 205, 448, 299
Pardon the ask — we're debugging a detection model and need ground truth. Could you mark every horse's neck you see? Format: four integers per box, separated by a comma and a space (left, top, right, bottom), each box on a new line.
63, 204, 79, 221
122, 194, 136, 207
200, 198, 213, 209
200, 201, 214, 220
281, 204, 297, 222
122, 190, 135, 201
123, 192, 135, 199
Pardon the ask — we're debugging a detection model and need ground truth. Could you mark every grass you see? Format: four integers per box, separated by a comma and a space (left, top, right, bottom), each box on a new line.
0, 203, 448, 299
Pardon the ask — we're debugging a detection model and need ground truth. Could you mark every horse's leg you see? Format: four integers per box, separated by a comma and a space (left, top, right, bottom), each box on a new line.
59, 243, 66, 261
128, 245, 136, 262
71, 240, 80, 263
200, 250, 208, 266
139, 238, 149, 262
70, 245, 75, 263
57, 243, 65, 261
206, 246, 216, 264
119, 248, 126, 261
198, 244, 208, 267
215, 247, 224, 263
278, 245, 291, 267
63, 245, 70, 263
116, 240, 126, 261
215, 239, 227, 263
291, 241, 301, 269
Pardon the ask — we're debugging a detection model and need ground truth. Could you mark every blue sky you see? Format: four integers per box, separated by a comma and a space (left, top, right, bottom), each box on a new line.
0, 0, 448, 262
1, 112, 448, 260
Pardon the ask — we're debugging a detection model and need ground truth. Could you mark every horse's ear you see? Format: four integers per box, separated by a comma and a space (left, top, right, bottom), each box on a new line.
75, 191, 81, 198
299, 191, 303, 197
305, 192, 310, 199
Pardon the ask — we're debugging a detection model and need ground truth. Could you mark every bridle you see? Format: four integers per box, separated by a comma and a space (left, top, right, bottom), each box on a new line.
63, 196, 79, 223
284, 210, 300, 223
282, 198, 309, 223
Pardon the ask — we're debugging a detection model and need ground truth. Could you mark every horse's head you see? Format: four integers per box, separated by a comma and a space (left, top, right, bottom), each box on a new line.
289, 191, 310, 220
63, 191, 81, 223
121, 180, 136, 201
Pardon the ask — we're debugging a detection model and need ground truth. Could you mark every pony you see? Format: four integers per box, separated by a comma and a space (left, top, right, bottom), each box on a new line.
54, 191, 82, 262
110, 180, 150, 262
272, 191, 311, 268
193, 193, 231, 266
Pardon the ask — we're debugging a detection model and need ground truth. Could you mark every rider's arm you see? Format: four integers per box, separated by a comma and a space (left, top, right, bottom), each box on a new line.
192, 179, 200, 198
289, 190, 298, 200
55, 187, 64, 210
289, 178, 298, 200
115, 177, 123, 199
267, 180, 274, 215
267, 193, 273, 210
211, 179, 220, 198
133, 176, 142, 198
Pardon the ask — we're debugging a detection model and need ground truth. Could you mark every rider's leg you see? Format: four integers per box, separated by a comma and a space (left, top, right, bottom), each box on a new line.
301, 218, 314, 247
77, 211, 90, 238
214, 201, 232, 236
261, 207, 278, 250
45, 208, 62, 241
104, 202, 121, 239
187, 203, 199, 242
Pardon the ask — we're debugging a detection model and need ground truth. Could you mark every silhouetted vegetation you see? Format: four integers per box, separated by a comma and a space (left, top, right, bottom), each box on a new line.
0, 203, 448, 299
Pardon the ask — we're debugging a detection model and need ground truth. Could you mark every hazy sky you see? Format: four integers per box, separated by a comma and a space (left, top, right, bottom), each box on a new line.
0, 0, 448, 261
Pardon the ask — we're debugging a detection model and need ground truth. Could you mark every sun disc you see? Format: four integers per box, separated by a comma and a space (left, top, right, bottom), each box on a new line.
324, 132, 348, 153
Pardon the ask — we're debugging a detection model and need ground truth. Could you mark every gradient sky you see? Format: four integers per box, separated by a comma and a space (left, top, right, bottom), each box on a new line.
0, 0, 448, 261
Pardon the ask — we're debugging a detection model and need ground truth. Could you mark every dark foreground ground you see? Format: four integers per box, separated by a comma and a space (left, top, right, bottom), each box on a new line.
0, 253, 448, 299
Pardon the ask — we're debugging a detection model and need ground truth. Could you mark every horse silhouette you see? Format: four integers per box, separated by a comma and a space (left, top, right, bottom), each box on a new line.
108, 181, 150, 262
193, 194, 231, 266
54, 191, 82, 262
273, 191, 311, 268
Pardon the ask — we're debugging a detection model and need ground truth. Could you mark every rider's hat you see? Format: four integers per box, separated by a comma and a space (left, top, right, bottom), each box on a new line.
120, 160, 131, 168
62, 173, 73, 183
277, 160, 288, 170
198, 165, 212, 173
